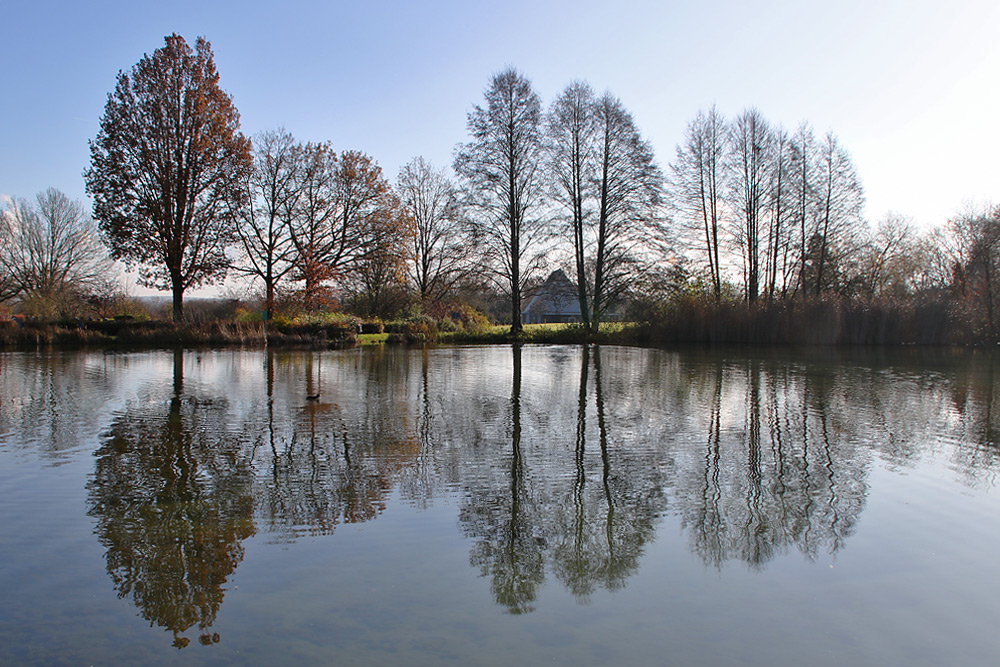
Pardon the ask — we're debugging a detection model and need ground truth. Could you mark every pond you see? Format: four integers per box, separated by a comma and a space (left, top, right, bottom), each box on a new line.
1, 345, 999, 665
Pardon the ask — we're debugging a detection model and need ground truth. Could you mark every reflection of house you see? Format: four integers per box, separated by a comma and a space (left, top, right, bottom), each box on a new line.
522, 270, 582, 324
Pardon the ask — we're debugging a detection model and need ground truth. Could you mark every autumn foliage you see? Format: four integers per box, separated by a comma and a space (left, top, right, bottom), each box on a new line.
85, 34, 252, 321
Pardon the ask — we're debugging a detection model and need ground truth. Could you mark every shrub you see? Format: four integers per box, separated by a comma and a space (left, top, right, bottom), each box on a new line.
234, 307, 264, 323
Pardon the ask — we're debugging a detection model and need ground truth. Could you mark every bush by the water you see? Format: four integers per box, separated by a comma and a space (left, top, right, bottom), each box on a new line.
635, 295, 963, 347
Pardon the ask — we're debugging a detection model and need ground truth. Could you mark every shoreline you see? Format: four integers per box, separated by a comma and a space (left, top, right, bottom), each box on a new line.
0, 319, 984, 351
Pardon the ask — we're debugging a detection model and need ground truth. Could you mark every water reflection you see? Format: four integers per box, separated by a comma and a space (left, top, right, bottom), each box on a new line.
550, 346, 662, 601
0, 351, 122, 460
87, 350, 256, 648
4, 345, 995, 645
673, 357, 866, 569
259, 350, 421, 540
460, 345, 666, 612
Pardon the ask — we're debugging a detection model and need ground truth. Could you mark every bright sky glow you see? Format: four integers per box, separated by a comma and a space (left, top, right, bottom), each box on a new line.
2, 0, 998, 236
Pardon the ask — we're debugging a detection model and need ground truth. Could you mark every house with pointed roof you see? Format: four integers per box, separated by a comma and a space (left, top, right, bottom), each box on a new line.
521, 269, 582, 324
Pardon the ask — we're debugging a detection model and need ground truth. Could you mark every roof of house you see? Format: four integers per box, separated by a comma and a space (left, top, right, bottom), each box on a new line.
522, 269, 581, 318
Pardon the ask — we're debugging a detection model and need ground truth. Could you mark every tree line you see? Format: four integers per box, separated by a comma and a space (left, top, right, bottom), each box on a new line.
3, 33, 999, 342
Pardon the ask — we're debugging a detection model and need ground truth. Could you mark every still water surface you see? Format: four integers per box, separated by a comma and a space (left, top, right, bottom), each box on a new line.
1, 345, 999, 665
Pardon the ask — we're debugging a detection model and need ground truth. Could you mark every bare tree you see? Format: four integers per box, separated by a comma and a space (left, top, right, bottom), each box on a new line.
396, 157, 469, 302
0, 203, 18, 304
854, 212, 921, 297
454, 68, 547, 334
85, 34, 252, 321
547, 84, 663, 332
943, 204, 1000, 338
287, 141, 338, 310
330, 151, 406, 280
234, 128, 301, 321
911, 224, 956, 294
811, 132, 865, 295
349, 207, 412, 317
789, 123, 818, 296
0, 188, 113, 316
547, 81, 598, 329
727, 108, 773, 302
763, 126, 795, 299
670, 106, 726, 300
589, 92, 663, 332
340, 152, 413, 317
285, 146, 406, 312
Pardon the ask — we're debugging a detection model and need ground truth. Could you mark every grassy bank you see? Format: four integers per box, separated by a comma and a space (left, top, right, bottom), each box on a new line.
0, 318, 639, 350
0, 296, 973, 351
0, 319, 358, 350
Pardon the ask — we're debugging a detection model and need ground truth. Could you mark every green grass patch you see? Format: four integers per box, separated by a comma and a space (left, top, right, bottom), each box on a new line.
357, 333, 389, 345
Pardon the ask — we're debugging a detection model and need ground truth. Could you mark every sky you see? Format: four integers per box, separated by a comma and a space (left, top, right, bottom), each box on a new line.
2, 0, 999, 249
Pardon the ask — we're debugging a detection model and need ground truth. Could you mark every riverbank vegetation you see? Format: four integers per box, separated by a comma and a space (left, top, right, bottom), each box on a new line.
4, 34, 1000, 350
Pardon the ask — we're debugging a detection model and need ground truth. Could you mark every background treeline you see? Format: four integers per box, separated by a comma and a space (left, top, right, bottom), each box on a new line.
2, 34, 998, 345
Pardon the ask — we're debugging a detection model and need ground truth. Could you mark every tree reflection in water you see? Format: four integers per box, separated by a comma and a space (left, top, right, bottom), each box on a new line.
87, 350, 256, 648
259, 349, 421, 540
550, 346, 663, 601
74, 346, 1000, 633
460, 345, 665, 612
461, 344, 545, 613
669, 355, 868, 569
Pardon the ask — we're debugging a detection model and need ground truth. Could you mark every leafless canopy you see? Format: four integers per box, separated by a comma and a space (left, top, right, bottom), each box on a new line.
670, 106, 726, 300
396, 156, 470, 302
454, 67, 547, 333
233, 128, 301, 319
0, 189, 113, 315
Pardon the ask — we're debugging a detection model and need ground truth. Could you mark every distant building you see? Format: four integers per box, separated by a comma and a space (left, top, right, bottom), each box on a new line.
521, 269, 582, 324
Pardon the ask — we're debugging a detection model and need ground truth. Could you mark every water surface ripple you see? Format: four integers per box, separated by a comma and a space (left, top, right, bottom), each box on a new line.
1, 346, 998, 665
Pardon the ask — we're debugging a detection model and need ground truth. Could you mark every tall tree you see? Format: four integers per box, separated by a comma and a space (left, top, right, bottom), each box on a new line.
286, 147, 405, 312
761, 127, 790, 299
670, 106, 726, 300
234, 128, 301, 321
0, 188, 113, 316
342, 154, 413, 318
944, 205, 1000, 339
396, 157, 469, 302
286, 141, 338, 310
86, 34, 252, 321
547, 81, 597, 330
454, 68, 546, 335
329, 150, 404, 282
789, 123, 818, 296
0, 207, 15, 304
589, 92, 663, 332
812, 132, 865, 295
548, 85, 663, 333
727, 108, 773, 302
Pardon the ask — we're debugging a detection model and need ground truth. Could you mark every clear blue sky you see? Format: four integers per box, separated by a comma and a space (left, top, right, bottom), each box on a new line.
3, 0, 998, 233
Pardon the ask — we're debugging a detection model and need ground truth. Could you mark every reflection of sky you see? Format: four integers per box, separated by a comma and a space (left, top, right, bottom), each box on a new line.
2, 347, 1000, 662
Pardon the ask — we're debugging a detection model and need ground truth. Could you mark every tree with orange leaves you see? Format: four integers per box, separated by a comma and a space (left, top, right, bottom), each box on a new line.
286, 147, 409, 311
86, 34, 252, 322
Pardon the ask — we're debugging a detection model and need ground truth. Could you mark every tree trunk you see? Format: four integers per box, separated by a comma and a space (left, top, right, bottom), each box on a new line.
171, 278, 184, 322
264, 280, 274, 328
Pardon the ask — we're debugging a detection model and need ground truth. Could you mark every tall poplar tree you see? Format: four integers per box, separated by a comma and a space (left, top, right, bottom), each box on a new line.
670, 106, 726, 300
454, 68, 546, 334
